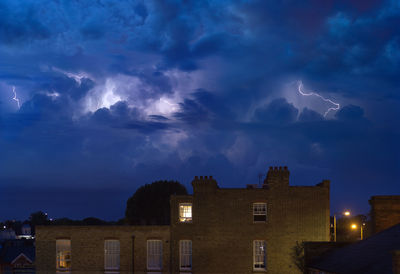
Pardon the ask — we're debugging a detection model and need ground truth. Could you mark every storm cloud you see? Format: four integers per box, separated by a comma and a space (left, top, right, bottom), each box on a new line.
0, 0, 399, 220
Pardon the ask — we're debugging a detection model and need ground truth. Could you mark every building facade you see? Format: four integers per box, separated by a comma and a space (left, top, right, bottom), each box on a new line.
369, 195, 400, 234
36, 166, 330, 274
36, 226, 170, 273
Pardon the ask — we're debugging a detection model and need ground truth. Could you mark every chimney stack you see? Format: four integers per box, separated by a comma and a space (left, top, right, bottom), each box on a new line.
263, 166, 289, 189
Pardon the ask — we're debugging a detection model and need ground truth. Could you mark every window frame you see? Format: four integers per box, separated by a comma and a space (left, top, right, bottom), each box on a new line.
179, 240, 192, 271
104, 239, 120, 271
253, 202, 267, 223
253, 240, 266, 271
147, 239, 163, 271
56, 239, 71, 271
179, 203, 193, 223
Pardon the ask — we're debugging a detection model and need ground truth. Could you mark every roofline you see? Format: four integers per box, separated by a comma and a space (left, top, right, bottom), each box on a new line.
11, 253, 33, 265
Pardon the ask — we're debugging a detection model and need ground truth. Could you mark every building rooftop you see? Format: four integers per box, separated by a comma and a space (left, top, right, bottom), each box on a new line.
309, 223, 400, 274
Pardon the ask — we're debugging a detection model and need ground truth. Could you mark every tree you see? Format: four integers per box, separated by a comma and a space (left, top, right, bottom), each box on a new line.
291, 241, 305, 273
29, 211, 49, 234
125, 180, 188, 225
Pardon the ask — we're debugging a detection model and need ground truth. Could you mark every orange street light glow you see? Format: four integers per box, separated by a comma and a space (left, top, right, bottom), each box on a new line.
344, 211, 350, 216
351, 224, 357, 229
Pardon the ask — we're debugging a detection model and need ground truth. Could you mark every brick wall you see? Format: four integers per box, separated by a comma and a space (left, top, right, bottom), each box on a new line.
369, 196, 400, 234
36, 166, 330, 274
170, 168, 330, 274
36, 225, 170, 274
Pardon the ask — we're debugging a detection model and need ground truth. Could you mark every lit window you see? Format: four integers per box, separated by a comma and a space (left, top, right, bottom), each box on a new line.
253, 240, 266, 270
104, 240, 120, 271
56, 239, 71, 270
179, 203, 192, 223
253, 203, 267, 222
179, 240, 192, 270
147, 240, 162, 270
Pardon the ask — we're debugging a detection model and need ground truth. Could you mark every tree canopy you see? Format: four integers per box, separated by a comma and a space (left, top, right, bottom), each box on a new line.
125, 180, 188, 225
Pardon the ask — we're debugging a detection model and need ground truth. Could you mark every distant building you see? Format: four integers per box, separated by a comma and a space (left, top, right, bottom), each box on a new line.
0, 230, 16, 241
369, 195, 400, 234
0, 239, 35, 274
36, 166, 330, 273
16, 224, 33, 240
307, 223, 400, 274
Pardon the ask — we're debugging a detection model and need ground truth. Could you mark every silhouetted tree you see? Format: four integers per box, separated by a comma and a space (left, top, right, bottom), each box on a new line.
29, 211, 49, 234
81, 217, 108, 225
291, 241, 305, 273
125, 180, 188, 225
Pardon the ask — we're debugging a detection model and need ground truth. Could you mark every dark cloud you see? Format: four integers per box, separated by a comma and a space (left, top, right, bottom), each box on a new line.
253, 98, 299, 124
0, 0, 399, 220
298, 108, 324, 122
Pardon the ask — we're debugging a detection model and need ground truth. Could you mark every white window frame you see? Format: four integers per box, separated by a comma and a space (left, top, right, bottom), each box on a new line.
253, 240, 266, 271
104, 239, 120, 271
179, 203, 192, 223
179, 240, 192, 270
147, 240, 162, 270
253, 203, 267, 222
56, 239, 71, 271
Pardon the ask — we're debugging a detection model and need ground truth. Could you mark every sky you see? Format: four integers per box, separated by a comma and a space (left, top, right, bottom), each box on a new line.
0, 0, 399, 221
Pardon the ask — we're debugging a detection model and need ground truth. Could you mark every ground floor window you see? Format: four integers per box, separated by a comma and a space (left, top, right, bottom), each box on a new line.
104, 239, 120, 271
179, 240, 192, 270
253, 240, 266, 270
147, 240, 162, 270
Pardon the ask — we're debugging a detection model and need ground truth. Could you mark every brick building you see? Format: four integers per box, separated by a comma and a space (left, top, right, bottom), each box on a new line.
36, 226, 170, 273
36, 166, 330, 273
369, 195, 400, 234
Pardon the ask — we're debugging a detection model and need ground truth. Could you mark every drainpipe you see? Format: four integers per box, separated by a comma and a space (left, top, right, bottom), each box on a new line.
131, 235, 135, 273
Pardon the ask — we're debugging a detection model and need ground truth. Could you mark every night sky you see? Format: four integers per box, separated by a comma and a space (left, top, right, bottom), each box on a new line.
0, 0, 399, 221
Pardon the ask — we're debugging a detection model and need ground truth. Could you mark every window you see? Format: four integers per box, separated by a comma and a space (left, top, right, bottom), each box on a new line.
104, 240, 120, 271
179, 203, 192, 223
147, 240, 162, 270
56, 239, 71, 270
253, 203, 267, 222
253, 240, 266, 270
179, 240, 192, 270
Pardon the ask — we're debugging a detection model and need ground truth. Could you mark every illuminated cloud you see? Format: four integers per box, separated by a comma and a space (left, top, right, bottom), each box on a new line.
0, 0, 398, 220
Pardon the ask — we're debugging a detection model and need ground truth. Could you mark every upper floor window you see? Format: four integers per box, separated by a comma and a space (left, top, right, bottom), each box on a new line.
147, 240, 162, 270
104, 239, 120, 271
253, 240, 266, 270
179, 240, 192, 270
179, 203, 192, 223
56, 239, 71, 270
253, 203, 267, 222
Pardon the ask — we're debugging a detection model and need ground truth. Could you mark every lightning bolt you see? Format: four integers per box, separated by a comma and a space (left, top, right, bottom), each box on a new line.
12, 86, 20, 108
160, 98, 179, 111
297, 81, 339, 117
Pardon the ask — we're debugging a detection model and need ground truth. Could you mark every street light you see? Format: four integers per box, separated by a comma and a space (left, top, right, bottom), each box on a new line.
333, 210, 351, 242
351, 223, 364, 240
